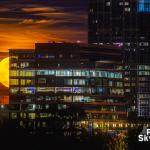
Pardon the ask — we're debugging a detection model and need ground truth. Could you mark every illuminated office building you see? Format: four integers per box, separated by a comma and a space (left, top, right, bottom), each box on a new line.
9, 43, 127, 130
88, 0, 150, 118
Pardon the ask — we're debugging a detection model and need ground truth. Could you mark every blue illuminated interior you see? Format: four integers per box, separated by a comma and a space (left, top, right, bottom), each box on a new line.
138, 0, 150, 12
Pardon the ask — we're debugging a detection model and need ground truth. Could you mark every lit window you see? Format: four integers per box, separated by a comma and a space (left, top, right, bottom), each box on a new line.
59, 54, 63, 58
20, 62, 29, 68
81, 70, 89, 76
45, 104, 49, 109
73, 87, 82, 93
38, 54, 55, 59
64, 95, 72, 102
125, 7, 130, 12
10, 79, 19, 85
74, 79, 86, 85
116, 82, 123, 87
58, 104, 67, 110
37, 87, 55, 92
38, 78, 46, 84
28, 113, 36, 119
73, 70, 82, 76
90, 70, 96, 77
64, 79, 73, 85
10, 55, 18, 60
56, 87, 72, 93
56, 70, 72, 76
109, 81, 113, 86
73, 96, 93, 102
11, 113, 17, 119
20, 79, 25, 85
10, 70, 19, 76
10, 63, 18, 68
28, 104, 36, 111
106, 1, 111, 6
40, 113, 49, 118
125, 2, 129, 6
101, 71, 107, 77
90, 9, 93, 13
20, 70, 35, 77
119, 2, 123, 6
139, 65, 150, 70
20, 87, 35, 94
20, 79, 34, 86
10, 87, 19, 94
37, 70, 55, 75
110, 89, 124, 95
139, 71, 150, 76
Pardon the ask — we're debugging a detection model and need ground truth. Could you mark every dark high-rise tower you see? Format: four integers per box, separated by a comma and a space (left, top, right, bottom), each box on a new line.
88, 0, 150, 46
88, 0, 150, 118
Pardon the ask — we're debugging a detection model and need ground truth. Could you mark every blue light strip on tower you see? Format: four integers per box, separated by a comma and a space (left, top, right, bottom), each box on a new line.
138, 0, 150, 12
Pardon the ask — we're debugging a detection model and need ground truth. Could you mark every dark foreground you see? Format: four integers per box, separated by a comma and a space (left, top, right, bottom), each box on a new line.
0, 121, 150, 150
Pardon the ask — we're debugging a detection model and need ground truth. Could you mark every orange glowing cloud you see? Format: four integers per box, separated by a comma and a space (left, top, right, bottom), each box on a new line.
22, 7, 56, 12
0, 23, 63, 51
19, 19, 51, 25
0, 21, 87, 52
0, 3, 87, 52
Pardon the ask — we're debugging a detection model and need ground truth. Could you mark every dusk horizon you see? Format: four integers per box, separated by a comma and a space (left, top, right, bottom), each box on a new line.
0, 0, 150, 149
0, 0, 87, 52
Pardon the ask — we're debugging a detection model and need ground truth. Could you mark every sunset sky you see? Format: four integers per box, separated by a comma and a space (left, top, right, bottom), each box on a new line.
0, 0, 87, 52
0, 0, 88, 88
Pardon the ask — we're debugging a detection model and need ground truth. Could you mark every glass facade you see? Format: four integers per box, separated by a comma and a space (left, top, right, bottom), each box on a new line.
138, 0, 150, 12
9, 43, 127, 131
89, 0, 150, 118
37, 70, 122, 78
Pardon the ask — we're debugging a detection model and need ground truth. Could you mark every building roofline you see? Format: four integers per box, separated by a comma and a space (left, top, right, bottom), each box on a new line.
35, 42, 122, 51
9, 49, 35, 53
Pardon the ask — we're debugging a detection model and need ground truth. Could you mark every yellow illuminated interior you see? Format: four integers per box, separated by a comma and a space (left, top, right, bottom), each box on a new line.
0, 57, 9, 87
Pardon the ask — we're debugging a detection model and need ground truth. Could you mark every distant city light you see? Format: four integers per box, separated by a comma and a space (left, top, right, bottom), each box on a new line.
77, 40, 81, 43
138, 0, 150, 12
